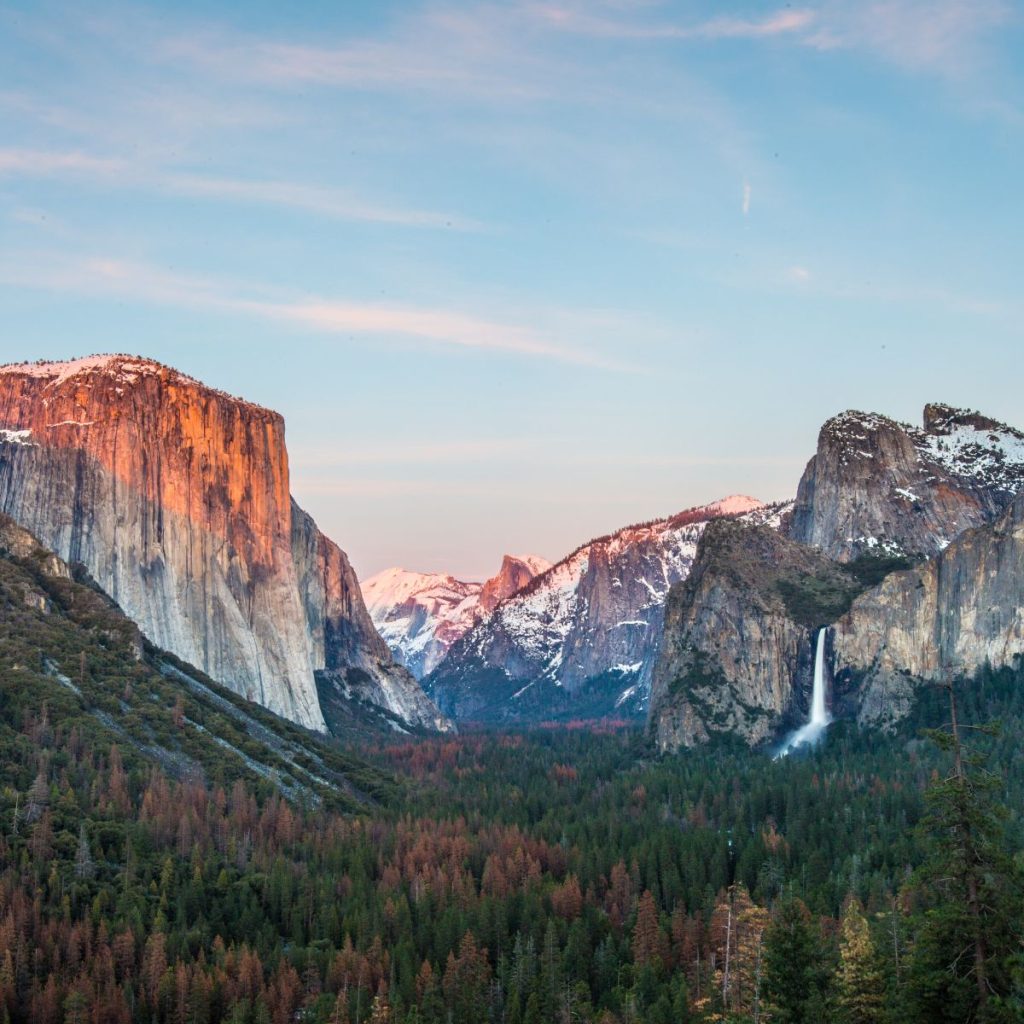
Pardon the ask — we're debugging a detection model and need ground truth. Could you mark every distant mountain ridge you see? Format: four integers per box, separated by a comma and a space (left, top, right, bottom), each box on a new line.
0, 354, 451, 735
361, 554, 551, 678
425, 495, 788, 723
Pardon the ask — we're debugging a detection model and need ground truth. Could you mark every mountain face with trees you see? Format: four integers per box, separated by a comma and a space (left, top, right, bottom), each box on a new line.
647, 518, 876, 751
650, 404, 1024, 752
0, 355, 449, 736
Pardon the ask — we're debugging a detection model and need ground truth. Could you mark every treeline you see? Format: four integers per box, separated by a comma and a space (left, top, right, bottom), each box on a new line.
0, 661, 1021, 1021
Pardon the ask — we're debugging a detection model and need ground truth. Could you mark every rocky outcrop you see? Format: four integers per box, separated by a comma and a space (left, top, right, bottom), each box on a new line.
361, 554, 551, 678
291, 504, 449, 731
648, 519, 865, 750
0, 355, 448, 734
426, 497, 787, 723
478, 555, 550, 615
833, 490, 1024, 730
650, 468, 1024, 753
788, 404, 1024, 562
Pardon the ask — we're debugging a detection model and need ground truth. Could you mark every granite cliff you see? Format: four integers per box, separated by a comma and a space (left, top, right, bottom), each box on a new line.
787, 404, 1024, 561
833, 489, 1024, 731
651, 403, 1024, 751
648, 519, 868, 750
0, 355, 448, 734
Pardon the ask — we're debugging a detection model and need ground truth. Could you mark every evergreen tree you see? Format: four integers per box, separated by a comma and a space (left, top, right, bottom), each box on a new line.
836, 900, 884, 1024
761, 894, 819, 1024
907, 681, 1022, 1022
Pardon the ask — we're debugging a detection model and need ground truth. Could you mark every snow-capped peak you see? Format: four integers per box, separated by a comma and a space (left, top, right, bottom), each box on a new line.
361, 555, 549, 678
512, 554, 553, 576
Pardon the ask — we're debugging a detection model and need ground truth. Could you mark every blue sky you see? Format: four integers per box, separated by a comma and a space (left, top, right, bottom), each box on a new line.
1, 0, 1022, 579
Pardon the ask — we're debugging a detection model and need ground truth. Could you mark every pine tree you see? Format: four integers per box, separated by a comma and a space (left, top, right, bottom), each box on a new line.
761, 893, 819, 1024
907, 679, 1021, 1022
836, 900, 883, 1024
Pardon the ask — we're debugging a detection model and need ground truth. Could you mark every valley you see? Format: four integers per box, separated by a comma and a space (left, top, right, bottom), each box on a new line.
0, 356, 1021, 1023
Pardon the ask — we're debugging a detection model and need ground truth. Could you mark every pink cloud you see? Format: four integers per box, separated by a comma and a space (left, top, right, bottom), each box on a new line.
0, 253, 631, 370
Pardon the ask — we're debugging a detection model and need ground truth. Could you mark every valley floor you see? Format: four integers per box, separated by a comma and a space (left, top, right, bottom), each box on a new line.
0, 658, 1022, 1022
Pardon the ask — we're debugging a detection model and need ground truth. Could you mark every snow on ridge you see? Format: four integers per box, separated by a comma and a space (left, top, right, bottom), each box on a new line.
469, 494, 772, 697
0, 354, 274, 414
0, 354, 125, 385
917, 423, 1024, 491
363, 556, 553, 678
706, 494, 764, 516
825, 406, 1024, 493
361, 566, 479, 614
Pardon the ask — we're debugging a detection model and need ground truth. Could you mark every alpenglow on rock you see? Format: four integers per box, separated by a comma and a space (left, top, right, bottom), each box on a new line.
787, 403, 1024, 561
361, 554, 551, 678
425, 496, 789, 723
0, 355, 449, 734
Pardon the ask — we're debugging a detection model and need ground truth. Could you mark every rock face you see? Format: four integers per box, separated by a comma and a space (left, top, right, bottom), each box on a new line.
0, 355, 448, 734
788, 404, 1024, 562
833, 490, 1024, 730
478, 555, 551, 615
360, 554, 551, 678
650, 402, 1024, 752
425, 497, 786, 723
648, 519, 864, 750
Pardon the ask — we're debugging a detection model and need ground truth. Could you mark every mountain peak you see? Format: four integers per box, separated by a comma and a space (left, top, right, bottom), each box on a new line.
706, 494, 765, 516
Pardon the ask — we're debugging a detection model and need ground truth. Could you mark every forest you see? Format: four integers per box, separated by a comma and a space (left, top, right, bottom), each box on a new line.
0, 646, 1022, 1022
1, 510, 1022, 1023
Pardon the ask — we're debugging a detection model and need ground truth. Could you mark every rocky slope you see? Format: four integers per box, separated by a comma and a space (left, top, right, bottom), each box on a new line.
788, 403, 1024, 561
0, 513, 396, 808
832, 489, 1024, 731
0, 355, 448, 734
361, 554, 551, 678
425, 496, 788, 722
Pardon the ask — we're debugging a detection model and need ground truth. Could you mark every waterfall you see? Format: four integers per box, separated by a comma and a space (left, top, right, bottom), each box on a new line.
777, 627, 831, 757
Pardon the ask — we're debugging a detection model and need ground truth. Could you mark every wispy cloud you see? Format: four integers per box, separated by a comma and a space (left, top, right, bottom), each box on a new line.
0, 148, 124, 176
163, 174, 478, 229
0, 146, 477, 229
531, 0, 1010, 80
742, 181, 752, 215
532, 5, 815, 41
0, 252, 632, 370
160, 7, 558, 101
806, 0, 1011, 77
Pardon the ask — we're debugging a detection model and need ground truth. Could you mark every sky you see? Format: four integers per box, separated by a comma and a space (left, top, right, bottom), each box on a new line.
1, 0, 1022, 581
